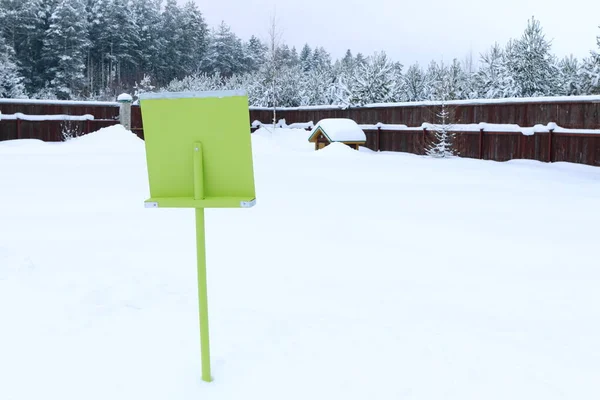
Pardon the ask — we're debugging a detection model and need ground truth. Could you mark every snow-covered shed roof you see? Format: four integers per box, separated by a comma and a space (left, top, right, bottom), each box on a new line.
309, 118, 366, 143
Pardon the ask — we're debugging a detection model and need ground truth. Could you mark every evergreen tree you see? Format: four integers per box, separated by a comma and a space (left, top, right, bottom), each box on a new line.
244, 35, 267, 72
0, 34, 25, 97
158, 0, 186, 83
389, 61, 406, 102
272, 65, 303, 107
474, 43, 506, 98
330, 65, 356, 107
88, 0, 140, 96
423, 60, 447, 100
299, 43, 312, 71
300, 66, 333, 106
42, 0, 90, 99
504, 17, 558, 97
355, 52, 366, 66
289, 46, 299, 67
446, 58, 470, 100
404, 63, 426, 101
426, 101, 456, 158
0, 0, 51, 94
203, 21, 245, 77
275, 44, 293, 67
351, 51, 395, 105
312, 46, 331, 70
425, 77, 457, 158
130, 0, 163, 89
557, 55, 583, 95
341, 49, 354, 71
180, 1, 208, 74
581, 27, 600, 94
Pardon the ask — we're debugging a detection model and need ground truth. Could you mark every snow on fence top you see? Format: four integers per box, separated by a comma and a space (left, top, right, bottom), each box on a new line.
0, 98, 119, 107
0, 112, 95, 121
249, 94, 600, 111
251, 119, 600, 136
312, 118, 367, 142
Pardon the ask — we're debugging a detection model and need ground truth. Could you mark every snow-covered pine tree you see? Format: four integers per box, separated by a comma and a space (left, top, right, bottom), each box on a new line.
355, 52, 366, 67
156, 0, 186, 83
423, 60, 447, 100
289, 46, 299, 67
557, 55, 583, 96
312, 46, 331, 71
446, 58, 470, 100
425, 75, 457, 158
341, 49, 354, 71
243, 35, 267, 73
0, 0, 47, 93
274, 65, 303, 107
473, 42, 506, 98
0, 33, 25, 98
329, 67, 353, 107
130, 0, 164, 88
275, 44, 294, 67
403, 63, 426, 101
203, 21, 245, 78
503, 16, 559, 97
327, 49, 356, 107
581, 27, 600, 94
300, 66, 333, 106
87, 0, 140, 97
351, 51, 395, 106
179, 1, 209, 75
388, 61, 406, 102
42, 0, 90, 99
299, 43, 312, 72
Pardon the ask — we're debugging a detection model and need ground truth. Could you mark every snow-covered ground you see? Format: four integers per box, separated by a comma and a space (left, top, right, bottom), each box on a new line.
1, 125, 599, 400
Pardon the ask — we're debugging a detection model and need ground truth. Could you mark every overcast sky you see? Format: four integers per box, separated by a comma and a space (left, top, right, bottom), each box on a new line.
184, 0, 600, 67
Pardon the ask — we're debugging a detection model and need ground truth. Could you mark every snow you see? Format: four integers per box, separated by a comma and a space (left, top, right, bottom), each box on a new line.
0, 98, 119, 106
551, 126, 600, 135
311, 118, 367, 142
360, 123, 411, 131
253, 120, 600, 136
117, 93, 133, 102
0, 112, 94, 121
1, 125, 600, 400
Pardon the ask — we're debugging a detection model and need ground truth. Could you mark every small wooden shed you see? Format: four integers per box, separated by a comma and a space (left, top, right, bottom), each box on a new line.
308, 118, 366, 150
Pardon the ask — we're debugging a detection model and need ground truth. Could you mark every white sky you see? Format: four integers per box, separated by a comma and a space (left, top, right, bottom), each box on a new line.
184, 0, 600, 67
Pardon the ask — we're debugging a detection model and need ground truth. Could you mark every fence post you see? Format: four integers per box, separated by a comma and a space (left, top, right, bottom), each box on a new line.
117, 93, 133, 131
479, 128, 484, 159
16, 116, 21, 140
548, 127, 554, 163
422, 128, 427, 155
377, 126, 381, 152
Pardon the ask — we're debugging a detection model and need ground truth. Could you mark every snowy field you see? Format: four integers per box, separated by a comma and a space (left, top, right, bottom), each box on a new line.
1, 125, 599, 399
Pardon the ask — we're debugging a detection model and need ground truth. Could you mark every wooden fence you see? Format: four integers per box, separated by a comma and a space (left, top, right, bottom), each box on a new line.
359, 127, 599, 165
250, 97, 600, 129
0, 99, 144, 142
1, 96, 599, 166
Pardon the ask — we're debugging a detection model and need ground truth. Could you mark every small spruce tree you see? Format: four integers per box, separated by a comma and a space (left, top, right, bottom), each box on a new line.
426, 75, 457, 158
